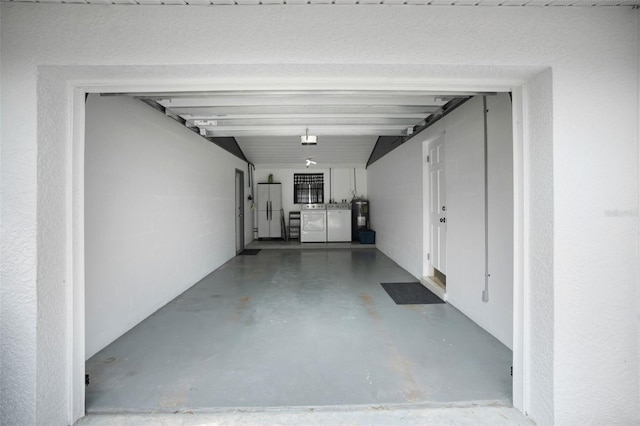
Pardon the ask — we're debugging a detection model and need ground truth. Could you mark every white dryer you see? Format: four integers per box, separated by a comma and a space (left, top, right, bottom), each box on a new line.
300, 204, 327, 243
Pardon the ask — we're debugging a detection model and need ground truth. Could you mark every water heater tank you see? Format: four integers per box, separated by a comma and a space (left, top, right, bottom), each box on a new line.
351, 199, 369, 241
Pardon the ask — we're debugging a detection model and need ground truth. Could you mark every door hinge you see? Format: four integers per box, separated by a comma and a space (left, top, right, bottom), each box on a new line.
85, 374, 90, 386
427, 253, 430, 260
510, 366, 513, 376
426, 155, 430, 163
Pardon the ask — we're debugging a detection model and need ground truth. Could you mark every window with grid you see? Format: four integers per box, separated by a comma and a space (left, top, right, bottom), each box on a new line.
293, 173, 324, 204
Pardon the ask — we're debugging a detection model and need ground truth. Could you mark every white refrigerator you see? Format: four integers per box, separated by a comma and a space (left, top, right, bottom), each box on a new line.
257, 183, 282, 239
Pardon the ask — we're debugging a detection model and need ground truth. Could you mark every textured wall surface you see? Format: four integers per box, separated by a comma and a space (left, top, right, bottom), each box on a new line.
0, 4, 638, 426
550, 13, 638, 422
525, 69, 555, 425
84, 94, 251, 358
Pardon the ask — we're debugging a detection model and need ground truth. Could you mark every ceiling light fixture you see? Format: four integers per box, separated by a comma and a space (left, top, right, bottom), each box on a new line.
193, 119, 217, 126
303, 128, 318, 168
301, 128, 317, 145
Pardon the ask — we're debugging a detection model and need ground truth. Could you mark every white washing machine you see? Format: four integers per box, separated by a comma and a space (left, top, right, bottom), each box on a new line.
300, 204, 327, 243
327, 203, 352, 242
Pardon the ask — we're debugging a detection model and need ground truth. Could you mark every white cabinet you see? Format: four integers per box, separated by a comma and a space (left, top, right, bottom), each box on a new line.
257, 183, 282, 239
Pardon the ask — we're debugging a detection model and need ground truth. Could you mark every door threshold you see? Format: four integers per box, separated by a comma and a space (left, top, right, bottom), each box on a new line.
420, 276, 447, 301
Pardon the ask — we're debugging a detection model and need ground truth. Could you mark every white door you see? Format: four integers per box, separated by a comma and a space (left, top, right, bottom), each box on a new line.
235, 170, 244, 254
428, 136, 446, 274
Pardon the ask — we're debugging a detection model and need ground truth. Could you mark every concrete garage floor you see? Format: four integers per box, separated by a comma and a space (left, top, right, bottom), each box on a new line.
78, 406, 534, 425
85, 249, 512, 414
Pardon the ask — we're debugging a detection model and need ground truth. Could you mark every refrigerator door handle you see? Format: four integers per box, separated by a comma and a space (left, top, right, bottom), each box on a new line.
266, 202, 269, 221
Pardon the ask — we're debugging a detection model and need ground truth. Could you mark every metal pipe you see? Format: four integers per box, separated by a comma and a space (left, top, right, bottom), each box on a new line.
354, 168, 357, 196
329, 168, 332, 203
482, 96, 490, 303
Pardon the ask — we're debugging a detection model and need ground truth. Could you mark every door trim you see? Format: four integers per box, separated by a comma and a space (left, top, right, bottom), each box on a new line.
56, 69, 535, 424
235, 169, 245, 255
426, 133, 447, 277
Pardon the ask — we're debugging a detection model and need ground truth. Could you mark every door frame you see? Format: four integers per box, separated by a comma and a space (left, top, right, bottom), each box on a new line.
424, 132, 447, 279
235, 169, 245, 254
43, 68, 535, 424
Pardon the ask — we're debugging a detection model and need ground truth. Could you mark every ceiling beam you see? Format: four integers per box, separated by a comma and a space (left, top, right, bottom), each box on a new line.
203, 125, 410, 137
166, 105, 441, 115
184, 117, 426, 127
158, 96, 449, 107
180, 113, 430, 120
111, 90, 495, 98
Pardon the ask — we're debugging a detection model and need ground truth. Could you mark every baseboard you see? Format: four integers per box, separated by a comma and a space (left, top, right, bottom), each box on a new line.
420, 276, 447, 302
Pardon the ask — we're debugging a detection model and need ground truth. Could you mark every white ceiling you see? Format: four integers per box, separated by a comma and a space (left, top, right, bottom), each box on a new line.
3, 0, 639, 5
129, 90, 470, 167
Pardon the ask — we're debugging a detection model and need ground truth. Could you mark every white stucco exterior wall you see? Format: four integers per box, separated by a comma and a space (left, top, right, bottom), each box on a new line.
84, 94, 251, 358
551, 15, 637, 422
0, 5, 637, 426
526, 67, 556, 425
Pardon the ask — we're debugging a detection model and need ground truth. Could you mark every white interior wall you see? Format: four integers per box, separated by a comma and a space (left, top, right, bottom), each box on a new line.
368, 94, 514, 349
445, 95, 513, 349
367, 140, 424, 277
443, 97, 485, 336
331, 168, 367, 203
253, 167, 366, 233
85, 94, 251, 358
486, 94, 514, 349
0, 5, 638, 426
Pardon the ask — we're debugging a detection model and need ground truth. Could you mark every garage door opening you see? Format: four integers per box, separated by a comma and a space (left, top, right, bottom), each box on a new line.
49, 64, 540, 423
82, 88, 516, 413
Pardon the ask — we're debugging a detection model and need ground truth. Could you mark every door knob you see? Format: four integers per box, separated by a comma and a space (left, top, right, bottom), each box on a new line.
442, 206, 446, 211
